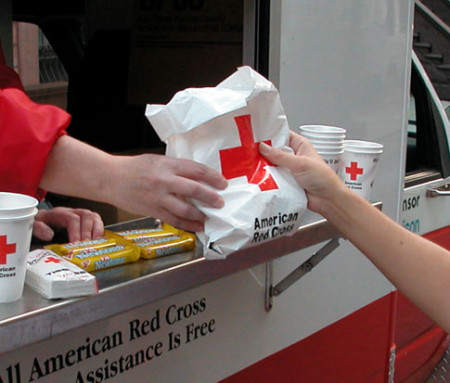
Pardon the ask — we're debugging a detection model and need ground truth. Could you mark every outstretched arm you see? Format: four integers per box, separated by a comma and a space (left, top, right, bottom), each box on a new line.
260, 132, 450, 332
40, 135, 227, 232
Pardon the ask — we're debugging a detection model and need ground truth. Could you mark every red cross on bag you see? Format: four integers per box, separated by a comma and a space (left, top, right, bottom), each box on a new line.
0, 235, 16, 265
219, 114, 278, 191
146, 65, 308, 259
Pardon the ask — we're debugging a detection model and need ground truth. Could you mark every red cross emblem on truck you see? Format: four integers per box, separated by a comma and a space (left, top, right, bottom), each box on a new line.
345, 161, 364, 180
219, 114, 278, 191
0, 235, 16, 265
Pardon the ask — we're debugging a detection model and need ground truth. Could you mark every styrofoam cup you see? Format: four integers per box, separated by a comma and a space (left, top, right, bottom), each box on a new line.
0, 192, 38, 218
343, 140, 383, 154
0, 198, 38, 303
317, 150, 345, 156
300, 131, 346, 141
340, 140, 384, 200
312, 143, 344, 151
319, 151, 344, 174
298, 125, 347, 135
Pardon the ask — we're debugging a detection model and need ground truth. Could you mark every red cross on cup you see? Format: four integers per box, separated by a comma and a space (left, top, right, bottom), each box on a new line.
0, 235, 16, 265
345, 161, 364, 181
219, 114, 278, 191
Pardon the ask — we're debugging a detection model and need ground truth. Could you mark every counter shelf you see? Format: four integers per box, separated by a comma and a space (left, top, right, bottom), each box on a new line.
0, 203, 381, 354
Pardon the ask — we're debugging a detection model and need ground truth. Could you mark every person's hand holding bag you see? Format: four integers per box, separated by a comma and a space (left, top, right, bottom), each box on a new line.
259, 132, 345, 215
41, 136, 228, 233
147, 67, 308, 258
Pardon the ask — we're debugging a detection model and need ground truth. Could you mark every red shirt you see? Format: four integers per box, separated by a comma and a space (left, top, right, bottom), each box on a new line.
0, 42, 70, 200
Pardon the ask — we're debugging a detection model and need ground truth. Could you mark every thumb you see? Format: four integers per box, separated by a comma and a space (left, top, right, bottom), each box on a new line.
259, 142, 299, 171
33, 220, 55, 242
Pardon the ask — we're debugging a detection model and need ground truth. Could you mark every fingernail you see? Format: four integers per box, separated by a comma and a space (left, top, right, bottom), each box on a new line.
219, 178, 228, 190
42, 227, 55, 241
215, 195, 225, 208
259, 142, 272, 155
71, 235, 81, 243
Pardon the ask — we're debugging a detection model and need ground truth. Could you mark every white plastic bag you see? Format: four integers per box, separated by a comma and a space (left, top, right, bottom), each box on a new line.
146, 66, 307, 259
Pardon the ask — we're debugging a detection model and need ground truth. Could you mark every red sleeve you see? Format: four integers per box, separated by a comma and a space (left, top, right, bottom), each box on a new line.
0, 63, 25, 91
0, 40, 70, 200
0, 39, 24, 91
0, 87, 70, 200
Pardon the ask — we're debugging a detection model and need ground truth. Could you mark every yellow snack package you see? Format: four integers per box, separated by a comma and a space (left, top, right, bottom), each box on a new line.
114, 223, 179, 242
137, 233, 196, 259
46, 237, 117, 257
43, 222, 193, 271
62, 244, 141, 272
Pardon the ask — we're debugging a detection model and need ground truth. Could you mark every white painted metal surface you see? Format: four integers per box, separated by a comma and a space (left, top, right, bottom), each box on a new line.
266, 0, 414, 336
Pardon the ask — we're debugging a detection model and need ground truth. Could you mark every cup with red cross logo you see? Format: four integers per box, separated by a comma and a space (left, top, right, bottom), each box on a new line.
297, 125, 347, 174
0, 192, 38, 302
340, 140, 384, 200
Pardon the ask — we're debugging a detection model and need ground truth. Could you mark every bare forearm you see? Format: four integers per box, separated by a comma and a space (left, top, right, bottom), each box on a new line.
40, 135, 117, 204
322, 188, 450, 332
259, 134, 450, 331
40, 135, 227, 232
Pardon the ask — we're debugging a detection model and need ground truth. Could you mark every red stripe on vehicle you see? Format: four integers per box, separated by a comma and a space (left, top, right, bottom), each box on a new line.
221, 293, 395, 383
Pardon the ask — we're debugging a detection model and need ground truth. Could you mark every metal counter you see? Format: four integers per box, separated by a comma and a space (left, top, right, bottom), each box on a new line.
0, 204, 381, 354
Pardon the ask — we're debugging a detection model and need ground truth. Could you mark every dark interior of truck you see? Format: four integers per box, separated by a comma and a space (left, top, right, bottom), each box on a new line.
11, 0, 247, 154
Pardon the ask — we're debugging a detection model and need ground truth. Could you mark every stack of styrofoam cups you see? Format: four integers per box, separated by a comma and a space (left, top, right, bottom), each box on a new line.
0, 192, 38, 302
298, 125, 346, 174
340, 140, 384, 200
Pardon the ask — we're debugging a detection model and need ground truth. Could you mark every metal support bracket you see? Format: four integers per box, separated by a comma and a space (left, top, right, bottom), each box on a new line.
265, 238, 340, 311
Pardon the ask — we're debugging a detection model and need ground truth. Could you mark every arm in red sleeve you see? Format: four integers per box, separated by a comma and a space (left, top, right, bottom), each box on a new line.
0, 38, 70, 199
0, 38, 24, 91
0, 71, 70, 199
